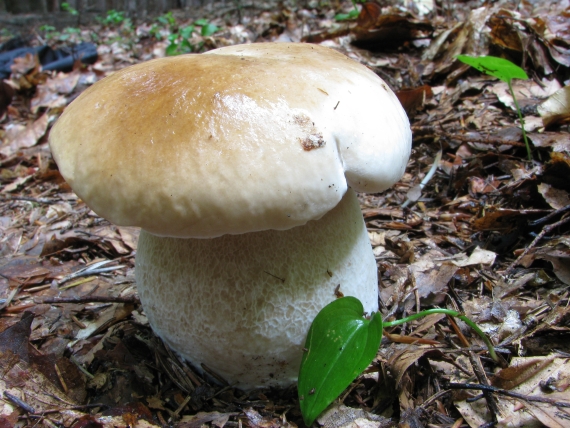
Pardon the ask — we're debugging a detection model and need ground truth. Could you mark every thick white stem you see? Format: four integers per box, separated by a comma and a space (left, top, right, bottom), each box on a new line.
135, 189, 378, 389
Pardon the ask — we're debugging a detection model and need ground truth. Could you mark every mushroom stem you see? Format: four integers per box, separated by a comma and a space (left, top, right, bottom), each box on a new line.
135, 189, 378, 389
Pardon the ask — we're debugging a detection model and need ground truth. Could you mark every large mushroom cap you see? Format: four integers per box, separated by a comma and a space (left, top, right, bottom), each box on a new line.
49, 43, 411, 238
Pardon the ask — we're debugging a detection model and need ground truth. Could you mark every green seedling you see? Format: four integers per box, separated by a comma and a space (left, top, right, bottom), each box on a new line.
335, 9, 359, 21
61, 2, 78, 15
334, 0, 365, 21
39, 24, 57, 38
165, 20, 219, 56
166, 25, 195, 56
39, 25, 82, 42
157, 11, 177, 29
194, 19, 219, 36
151, 13, 177, 41
457, 55, 531, 160
99, 9, 127, 26
58, 27, 81, 41
298, 296, 498, 426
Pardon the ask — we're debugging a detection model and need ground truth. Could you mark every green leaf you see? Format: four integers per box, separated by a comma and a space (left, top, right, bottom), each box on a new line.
180, 25, 194, 40
165, 43, 179, 56
334, 8, 359, 21
194, 18, 209, 26
457, 55, 528, 83
298, 297, 383, 426
201, 23, 219, 36
179, 39, 193, 53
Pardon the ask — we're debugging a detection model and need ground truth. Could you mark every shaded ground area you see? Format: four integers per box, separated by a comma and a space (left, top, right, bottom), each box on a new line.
1, 0, 569, 426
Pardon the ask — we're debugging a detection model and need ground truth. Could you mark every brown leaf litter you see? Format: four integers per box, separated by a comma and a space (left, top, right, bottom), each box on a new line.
1, 0, 570, 426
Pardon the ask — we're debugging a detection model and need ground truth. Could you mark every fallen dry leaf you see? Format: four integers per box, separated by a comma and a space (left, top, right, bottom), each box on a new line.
455, 355, 570, 428
452, 247, 497, 267
316, 404, 391, 428
538, 86, 570, 127
538, 183, 570, 210
0, 113, 49, 157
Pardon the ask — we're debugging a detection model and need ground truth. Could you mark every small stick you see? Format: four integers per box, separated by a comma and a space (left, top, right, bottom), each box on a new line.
201, 363, 229, 386
503, 215, 570, 276
0, 195, 58, 204
39, 295, 139, 305
445, 383, 570, 407
529, 204, 570, 226
38, 403, 107, 415
446, 314, 470, 348
54, 363, 68, 393
169, 395, 192, 422
469, 352, 499, 425
440, 131, 526, 147
3, 391, 35, 414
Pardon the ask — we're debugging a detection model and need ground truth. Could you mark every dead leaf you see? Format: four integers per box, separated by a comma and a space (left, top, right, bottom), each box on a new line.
396, 85, 433, 116
409, 258, 458, 303
455, 356, 570, 428
538, 86, 570, 127
530, 133, 570, 154
316, 404, 391, 428
538, 183, 570, 209
452, 247, 497, 267
491, 79, 561, 112
0, 114, 49, 157
353, 13, 433, 50
180, 411, 239, 428
472, 209, 528, 231
0, 81, 14, 118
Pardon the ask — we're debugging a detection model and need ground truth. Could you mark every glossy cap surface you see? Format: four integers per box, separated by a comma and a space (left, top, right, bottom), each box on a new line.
50, 43, 411, 238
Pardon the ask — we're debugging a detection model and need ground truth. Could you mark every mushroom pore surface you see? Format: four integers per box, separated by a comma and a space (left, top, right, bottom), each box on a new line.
135, 190, 378, 389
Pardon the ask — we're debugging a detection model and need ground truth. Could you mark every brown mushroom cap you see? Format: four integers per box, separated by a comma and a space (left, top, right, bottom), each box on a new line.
49, 43, 411, 238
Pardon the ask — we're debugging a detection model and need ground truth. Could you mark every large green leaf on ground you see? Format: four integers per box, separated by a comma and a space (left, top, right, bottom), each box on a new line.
298, 297, 383, 426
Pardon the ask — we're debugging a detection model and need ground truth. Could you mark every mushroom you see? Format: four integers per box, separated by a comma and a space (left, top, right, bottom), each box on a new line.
49, 42, 411, 389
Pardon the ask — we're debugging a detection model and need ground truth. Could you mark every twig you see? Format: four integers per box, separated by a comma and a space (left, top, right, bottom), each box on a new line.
420, 389, 451, 409
169, 394, 192, 422
52, 260, 126, 287
70, 356, 94, 379
446, 314, 470, 348
503, 215, 570, 275
0, 195, 58, 204
444, 346, 510, 355
469, 352, 499, 425
201, 363, 230, 386
445, 383, 570, 407
402, 150, 442, 208
529, 204, 570, 226
3, 391, 35, 414
0, 285, 22, 311
39, 295, 140, 304
440, 131, 526, 147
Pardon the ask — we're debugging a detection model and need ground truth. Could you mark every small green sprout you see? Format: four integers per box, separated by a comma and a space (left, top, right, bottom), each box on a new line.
61, 2, 78, 15
166, 25, 195, 56
98, 10, 127, 26
457, 55, 531, 160
334, 0, 366, 21
335, 8, 359, 21
194, 19, 219, 36
165, 20, 219, 56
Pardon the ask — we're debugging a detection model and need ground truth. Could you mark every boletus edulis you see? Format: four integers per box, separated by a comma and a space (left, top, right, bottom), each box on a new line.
49, 42, 412, 389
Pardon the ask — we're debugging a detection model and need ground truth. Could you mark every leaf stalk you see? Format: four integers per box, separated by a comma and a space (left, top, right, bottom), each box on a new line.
384, 308, 498, 362
508, 80, 531, 160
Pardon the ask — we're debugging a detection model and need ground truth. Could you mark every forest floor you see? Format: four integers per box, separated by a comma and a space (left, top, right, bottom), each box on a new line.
0, 0, 569, 426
